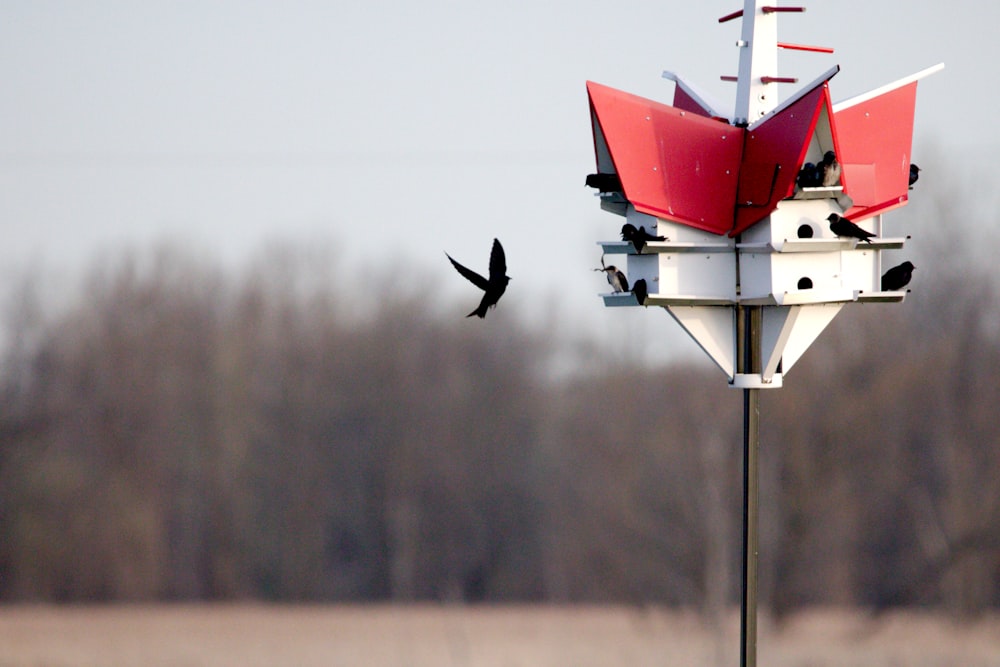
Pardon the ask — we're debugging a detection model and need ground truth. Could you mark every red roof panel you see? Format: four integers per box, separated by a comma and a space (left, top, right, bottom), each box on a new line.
732, 81, 829, 235
587, 81, 743, 235
835, 82, 918, 219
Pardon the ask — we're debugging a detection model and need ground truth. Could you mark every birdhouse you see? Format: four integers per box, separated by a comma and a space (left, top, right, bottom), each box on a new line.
587, 5, 941, 386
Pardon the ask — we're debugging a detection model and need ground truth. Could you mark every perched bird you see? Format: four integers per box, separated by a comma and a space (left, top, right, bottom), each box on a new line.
909, 164, 921, 189
631, 278, 648, 306
620, 223, 665, 253
881, 261, 914, 291
585, 172, 622, 193
819, 150, 841, 187
827, 213, 876, 244
446, 238, 511, 319
595, 265, 628, 293
796, 162, 821, 188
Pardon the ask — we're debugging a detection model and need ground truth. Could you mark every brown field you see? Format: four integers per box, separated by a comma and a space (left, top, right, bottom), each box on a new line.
1, 604, 999, 667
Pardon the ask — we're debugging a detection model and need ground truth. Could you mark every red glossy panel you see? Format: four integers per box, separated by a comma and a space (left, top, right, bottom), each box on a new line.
835, 82, 917, 218
587, 81, 742, 235
731, 82, 827, 235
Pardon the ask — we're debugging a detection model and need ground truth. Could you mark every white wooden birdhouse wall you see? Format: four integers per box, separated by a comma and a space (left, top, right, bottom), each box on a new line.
736, 200, 904, 305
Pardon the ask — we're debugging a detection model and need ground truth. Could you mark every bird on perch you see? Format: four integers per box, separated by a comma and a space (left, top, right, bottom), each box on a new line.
827, 213, 876, 244
620, 223, 665, 253
819, 151, 841, 187
881, 261, 915, 291
631, 278, 648, 306
595, 262, 628, 293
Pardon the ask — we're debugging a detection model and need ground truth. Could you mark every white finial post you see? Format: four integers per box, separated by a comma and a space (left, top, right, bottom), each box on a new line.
734, 0, 779, 125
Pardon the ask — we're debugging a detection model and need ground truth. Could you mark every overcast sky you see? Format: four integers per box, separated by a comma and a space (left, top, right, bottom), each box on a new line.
0, 1, 989, 360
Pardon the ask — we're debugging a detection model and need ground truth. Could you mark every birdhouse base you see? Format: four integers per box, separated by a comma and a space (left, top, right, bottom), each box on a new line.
730, 373, 783, 389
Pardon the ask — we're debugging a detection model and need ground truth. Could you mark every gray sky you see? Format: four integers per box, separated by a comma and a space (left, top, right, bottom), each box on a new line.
0, 1, 989, 358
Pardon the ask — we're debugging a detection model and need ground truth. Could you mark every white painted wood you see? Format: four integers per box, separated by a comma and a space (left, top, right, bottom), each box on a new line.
662, 70, 729, 120
734, 0, 778, 125
667, 306, 736, 378
832, 63, 945, 112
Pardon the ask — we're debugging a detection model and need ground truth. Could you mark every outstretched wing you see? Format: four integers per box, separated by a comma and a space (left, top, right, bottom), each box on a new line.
488, 238, 507, 280
447, 253, 489, 291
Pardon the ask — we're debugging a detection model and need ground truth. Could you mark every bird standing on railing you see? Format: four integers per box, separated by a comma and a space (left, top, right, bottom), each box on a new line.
827, 213, 875, 243
820, 151, 841, 187
620, 223, 665, 253
595, 264, 628, 293
881, 261, 914, 291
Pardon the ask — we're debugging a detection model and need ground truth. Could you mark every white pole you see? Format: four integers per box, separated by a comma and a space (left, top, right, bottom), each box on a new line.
734, 0, 779, 125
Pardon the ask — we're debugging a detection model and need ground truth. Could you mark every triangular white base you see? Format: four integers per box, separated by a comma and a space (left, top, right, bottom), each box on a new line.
666, 306, 736, 379
760, 303, 844, 380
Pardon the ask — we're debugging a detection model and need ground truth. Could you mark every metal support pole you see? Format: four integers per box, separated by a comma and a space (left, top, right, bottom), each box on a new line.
737, 305, 761, 667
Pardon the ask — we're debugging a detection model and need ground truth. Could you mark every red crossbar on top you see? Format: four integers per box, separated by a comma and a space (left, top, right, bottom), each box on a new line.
719, 6, 805, 22
779, 41, 833, 53
720, 76, 799, 83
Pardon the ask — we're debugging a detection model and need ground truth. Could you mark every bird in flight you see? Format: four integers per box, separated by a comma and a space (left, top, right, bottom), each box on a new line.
827, 213, 876, 244
909, 164, 921, 189
620, 223, 665, 253
881, 261, 914, 291
446, 238, 511, 319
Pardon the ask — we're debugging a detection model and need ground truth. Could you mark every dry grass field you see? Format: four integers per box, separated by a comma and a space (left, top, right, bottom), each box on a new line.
1, 604, 998, 667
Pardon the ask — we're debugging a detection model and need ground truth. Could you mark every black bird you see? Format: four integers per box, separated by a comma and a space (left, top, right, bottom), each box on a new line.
631, 278, 648, 306
819, 150, 841, 187
446, 238, 511, 319
620, 223, 665, 253
595, 265, 628, 293
585, 172, 622, 193
909, 164, 921, 189
881, 261, 914, 291
797, 162, 821, 188
827, 213, 876, 244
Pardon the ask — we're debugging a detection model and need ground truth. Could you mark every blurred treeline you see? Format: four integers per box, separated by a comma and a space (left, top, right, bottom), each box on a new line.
1, 178, 999, 615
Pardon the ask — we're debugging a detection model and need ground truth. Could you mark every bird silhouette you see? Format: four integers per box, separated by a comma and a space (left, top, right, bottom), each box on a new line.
631, 278, 648, 306
595, 264, 628, 293
820, 151, 841, 187
797, 162, 821, 188
881, 261, 914, 291
827, 213, 876, 244
909, 164, 921, 189
620, 223, 665, 253
446, 238, 511, 319
585, 173, 622, 193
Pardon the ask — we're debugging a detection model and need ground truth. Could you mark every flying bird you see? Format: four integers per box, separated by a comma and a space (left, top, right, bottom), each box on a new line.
595, 264, 628, 293
909, 164, 921, 189
881, 261, 914, 291
620, 223, 665, 253
446, 238, 511, 319
631, 278, 648, 306
827, 213, 876, 244
819, 151, 841, 187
